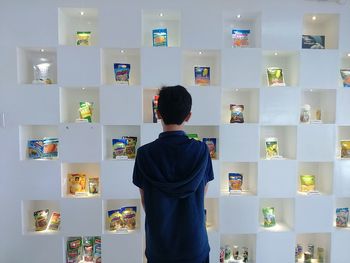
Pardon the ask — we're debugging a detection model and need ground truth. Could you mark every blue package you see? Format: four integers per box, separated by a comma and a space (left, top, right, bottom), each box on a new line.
114, 63, 130, 84
28, 139, 44, 159
302, 35, 325, 49
152, 28, 168, 47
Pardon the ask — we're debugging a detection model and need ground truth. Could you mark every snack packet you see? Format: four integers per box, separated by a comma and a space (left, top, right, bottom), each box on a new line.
152, 28, 168, 47
76, 31, 91, 46
34, 209, 49, 231
28, 139, 44, 159
114, 63, 130, 84
47, 211, 61, 231
336, 207, 349, 227
194, 66, 210, 86
112, 139, 127, 159
340, 69, 350, 87
83, 236, 94, 262
300, 175, 315, 192
267, 67, 285, 86
232, 29, 250, 47
122, 206, 137, 230
230, 104, 244, 123
187, 134, 200, 141
152, 95, 159, 123
68, 174, 86, 195
108, 209, 124, 231
67, 237, 82, 263
302, 35, 325, 49
203, 138, 216, 159
122, 136, 137, 159
229, 173, 243, 192
265, 137, 279, 159
43, 137, 58, 159
93, 236, 102, 262
79, 102, 93, 122
88, 177, 99, 195
262, 207, 276, 227
341, 140, 350, 158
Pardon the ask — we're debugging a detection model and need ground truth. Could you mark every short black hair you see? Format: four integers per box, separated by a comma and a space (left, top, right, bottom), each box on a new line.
158, 85, 192, 125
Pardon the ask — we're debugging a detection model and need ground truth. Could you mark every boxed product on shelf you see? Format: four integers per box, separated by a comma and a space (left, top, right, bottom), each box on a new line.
33, 209, 61, 232
336, 207, 349, 227
113, 63, 130, 84
300, 104, 311, 124
266, 67, 285, 87
300, 175, 316, 193
340, 69, 350, 87
264, 137, 280, 159
230, 104, 245, 123
76, 31, 91, 46
68, 174, 87, 195
123, 136, 137, 159
232, 29, 250, 48
194, 66, 210, 86
262, 207, 276, 227
32, 57, 53, 84
229, 173, 243, 193
66, 236, 101, 263
47, 211, 61, 231
302, 35, 325, 49
152, 28, 168, 47
88, 177, 99, 195
112, 137, 137, 159
203, 138, 216, 159
78, 102, 93, 123
28, 138, 59, 159
340, 140, 350, 158
108, 206, 137, 232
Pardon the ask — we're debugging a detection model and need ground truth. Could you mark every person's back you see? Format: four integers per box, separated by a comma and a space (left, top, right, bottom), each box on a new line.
133, 85, 214, 263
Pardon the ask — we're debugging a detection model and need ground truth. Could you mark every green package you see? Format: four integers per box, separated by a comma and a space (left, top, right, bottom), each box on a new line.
79, 102, 93, 122
300, 175, 315, 192
267, 67, 285, 86
187, 133, 200, 141
262, 207, 276, 227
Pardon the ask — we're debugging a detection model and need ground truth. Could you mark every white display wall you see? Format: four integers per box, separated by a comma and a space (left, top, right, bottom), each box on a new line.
1, 0, 350, 262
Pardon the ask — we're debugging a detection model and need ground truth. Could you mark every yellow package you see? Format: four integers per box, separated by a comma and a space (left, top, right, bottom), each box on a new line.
68, 173, 86, 195
76, 31, 91, 46
341, 140, 350, 158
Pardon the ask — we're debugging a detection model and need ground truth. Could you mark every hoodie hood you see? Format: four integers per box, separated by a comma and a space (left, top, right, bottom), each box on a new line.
137, 131, 209, 198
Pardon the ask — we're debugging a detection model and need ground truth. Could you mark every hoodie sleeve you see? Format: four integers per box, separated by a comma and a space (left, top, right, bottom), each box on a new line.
133, 148, 144, 189
205, 147, 214, 185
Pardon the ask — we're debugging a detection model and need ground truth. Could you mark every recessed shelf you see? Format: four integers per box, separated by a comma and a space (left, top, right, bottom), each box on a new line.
182, 49, 221, 86
220, 162, 257, 196
142, 10, 181, 47
17, 47, 57, 85
303, 14, 339, 50
61, 163, 101, 199
101, 48, 141, 85
221, 89, 259, 124
296, 233, 331, 263
102, 125, 140, 160
205, 198, 219, 232
334, 160, 350, 197
58, 8, 99, 46
223, 11, 261, 48
262, 51, 299, 87
60, 87, 100, 123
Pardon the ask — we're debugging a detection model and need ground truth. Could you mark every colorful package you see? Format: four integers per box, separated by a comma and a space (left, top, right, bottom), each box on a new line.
93, 237, 102, 262
114, 63, 130, 84
152, 28, 168, 47
203, 138, 216, 159
341, 140, 350, 158
43, 137, 58, 158
76, 31, 91, 46
302, 35, 325, 49
229, 173, 243, 192
336, 207, 349, 227
67, 237, 83, 263
34, 209, 49, 231
187, 133, 200, 141
28, 139, 44, 159
262, 207, 276, 227
340, 69, 350, 87
108, 209, 124, 231
32, 57, 53, 84
224, 245, 232, 260
267, 67, 285, 86
122, 206, 137, 230
83, 237, 94, 262
152, 95, 159, 123
112, 138, 127, 159
79, 102, 93, 122
88, 177, 99, 195
265, 137, 279, 159
122, 136, 137, 159
300, 175, 315, 192
230, 104, 244, 123
232, 29, 250, 47
68, 174, 86, 195
47, 211, 61, 231
296, 244, 303, 260
300, 104, 311, 123
194, 66, 210, 86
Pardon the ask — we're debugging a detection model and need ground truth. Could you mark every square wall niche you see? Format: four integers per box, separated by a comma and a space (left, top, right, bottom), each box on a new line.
296, 233, 331, 263
303, 14, 339, 49
205, 198, 219, 232
262, 51, 299, 87
298, 162, 333, 196
182, 49, 221, 87
101, 48, 141, 85
142, 10, 181, 47
220, 162, 257, 196
58, 8, 99, 46
221, 89, 259, 124
17, 48, 57, 85
61, 163, 101, 198
60, 87, 100, 123
223, 11, 261, 48
301, 89, 336, 124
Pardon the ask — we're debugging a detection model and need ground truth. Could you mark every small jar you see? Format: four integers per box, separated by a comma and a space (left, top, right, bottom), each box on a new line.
300, 104, 311, 123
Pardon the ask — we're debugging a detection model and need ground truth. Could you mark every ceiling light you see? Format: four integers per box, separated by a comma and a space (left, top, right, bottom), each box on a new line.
198, 51, 202, 55
347, 53, 350, 57
160, 13, 163, 17
80, 11, 85, 16
237, 14, 241, 19
312, 16, 317, 21
120, 50, 125, 53
274, 52, 278, 56
40, 49, 45, 52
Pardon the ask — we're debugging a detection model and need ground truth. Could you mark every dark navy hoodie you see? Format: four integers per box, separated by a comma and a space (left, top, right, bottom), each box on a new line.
133, 130, 214, 263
